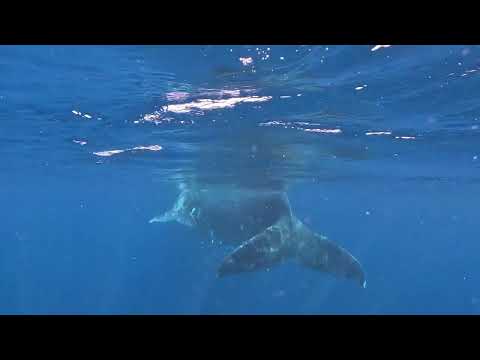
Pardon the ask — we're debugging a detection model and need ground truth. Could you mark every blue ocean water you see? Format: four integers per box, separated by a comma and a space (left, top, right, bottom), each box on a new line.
1, 45, 480, 314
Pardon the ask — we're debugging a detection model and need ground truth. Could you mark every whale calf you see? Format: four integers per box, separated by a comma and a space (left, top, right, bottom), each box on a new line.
150, 183, 366, 288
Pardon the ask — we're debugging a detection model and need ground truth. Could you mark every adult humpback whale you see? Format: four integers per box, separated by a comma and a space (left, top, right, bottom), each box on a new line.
150, 183, 366, 288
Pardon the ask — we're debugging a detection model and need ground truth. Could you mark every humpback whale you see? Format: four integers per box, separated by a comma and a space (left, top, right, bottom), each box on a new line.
150, 183, 366, 288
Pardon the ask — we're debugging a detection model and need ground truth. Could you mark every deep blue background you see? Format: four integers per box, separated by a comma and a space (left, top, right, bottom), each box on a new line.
1, 45, 480, 314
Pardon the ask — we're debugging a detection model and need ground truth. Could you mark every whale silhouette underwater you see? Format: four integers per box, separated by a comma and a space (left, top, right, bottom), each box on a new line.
150, 183, 366, 288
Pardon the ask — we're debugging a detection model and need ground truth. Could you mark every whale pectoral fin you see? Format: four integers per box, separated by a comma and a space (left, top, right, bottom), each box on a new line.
296, 232, 366, 288
149, 210, 176, 224
217, 225, 290, 277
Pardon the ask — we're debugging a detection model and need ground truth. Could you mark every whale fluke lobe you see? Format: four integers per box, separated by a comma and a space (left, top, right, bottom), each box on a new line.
217, 218, 293, 276
295, 229, 366, 287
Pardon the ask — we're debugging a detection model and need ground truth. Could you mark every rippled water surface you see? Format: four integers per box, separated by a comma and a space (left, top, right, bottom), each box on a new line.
1, 45, 480, 314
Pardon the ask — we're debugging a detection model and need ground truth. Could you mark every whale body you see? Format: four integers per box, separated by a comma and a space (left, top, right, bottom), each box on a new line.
150, 183, 366, 288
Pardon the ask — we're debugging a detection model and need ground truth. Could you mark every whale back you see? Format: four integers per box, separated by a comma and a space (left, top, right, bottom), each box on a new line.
152, 185, 292, 245
194, 188, 292, 244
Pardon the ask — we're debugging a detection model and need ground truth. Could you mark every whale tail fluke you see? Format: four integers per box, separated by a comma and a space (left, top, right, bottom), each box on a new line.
218, 217, 366, 288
